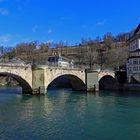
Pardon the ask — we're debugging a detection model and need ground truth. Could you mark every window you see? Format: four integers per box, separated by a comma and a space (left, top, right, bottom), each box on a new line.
133, 67, 136, 71
138, 58, 140, 64
133, 59, 138, 65
133, 45, 135, 50
128, 67, 132, 73
129, 59, 132, 64
48, 56, 59, 62
130, 45, 133, 51
133, 66, 139, 72
139, 66, 140, 71
136, 44, 138, 49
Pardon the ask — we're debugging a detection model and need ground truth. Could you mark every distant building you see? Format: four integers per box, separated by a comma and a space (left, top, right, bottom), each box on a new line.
127, 23, 140, 83
0, 46, 4, 56
47, 54, 74, 68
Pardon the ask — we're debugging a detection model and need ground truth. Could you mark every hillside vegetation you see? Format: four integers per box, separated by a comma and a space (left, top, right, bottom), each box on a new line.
1, 32, 129, 70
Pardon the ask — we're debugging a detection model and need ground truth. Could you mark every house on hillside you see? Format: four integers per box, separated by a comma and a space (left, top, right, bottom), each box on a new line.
127, 23, 140, 83
47, 54, 74, 68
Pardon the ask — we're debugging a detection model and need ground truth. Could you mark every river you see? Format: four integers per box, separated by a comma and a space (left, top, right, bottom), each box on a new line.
0, 87, 140, 140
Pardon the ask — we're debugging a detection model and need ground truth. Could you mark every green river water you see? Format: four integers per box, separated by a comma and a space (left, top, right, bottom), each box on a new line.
0, 87, 140, 140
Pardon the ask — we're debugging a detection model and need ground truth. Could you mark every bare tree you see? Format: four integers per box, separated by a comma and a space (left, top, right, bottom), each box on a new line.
39, 42, 49, 53
85, 45, 98, 68
103, 32, 114, 50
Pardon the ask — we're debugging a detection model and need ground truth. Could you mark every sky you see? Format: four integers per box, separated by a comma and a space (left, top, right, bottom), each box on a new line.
0, 0, 140, 47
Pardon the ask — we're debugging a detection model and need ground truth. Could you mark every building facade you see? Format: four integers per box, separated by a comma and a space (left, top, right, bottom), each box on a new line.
127, 23, 140, 83
47, 54, 74, 68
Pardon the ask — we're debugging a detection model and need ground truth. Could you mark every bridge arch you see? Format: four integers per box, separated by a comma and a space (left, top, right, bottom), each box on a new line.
98, 70, 115, 81
47, 74, 86, 91
99, 75, 117, 90
0, 72, 32, 94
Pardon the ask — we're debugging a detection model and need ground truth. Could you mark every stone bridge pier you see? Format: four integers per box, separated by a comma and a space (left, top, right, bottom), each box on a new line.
32, 65, 86, 94
86, 69, 116, 91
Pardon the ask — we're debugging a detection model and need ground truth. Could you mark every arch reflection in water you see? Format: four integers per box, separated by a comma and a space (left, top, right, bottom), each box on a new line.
0, 86, 22, 95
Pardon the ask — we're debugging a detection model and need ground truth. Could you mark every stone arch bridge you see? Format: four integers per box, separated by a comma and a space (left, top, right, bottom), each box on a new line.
0, 64, 116, 94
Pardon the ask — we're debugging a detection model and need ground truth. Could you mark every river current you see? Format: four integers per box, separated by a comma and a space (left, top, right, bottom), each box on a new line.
0, 87, 140, 140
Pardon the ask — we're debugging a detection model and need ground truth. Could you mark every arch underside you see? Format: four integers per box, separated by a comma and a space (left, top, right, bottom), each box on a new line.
99, 75, 117, 90
0, 72, 32, 94
47, 74, 86, 91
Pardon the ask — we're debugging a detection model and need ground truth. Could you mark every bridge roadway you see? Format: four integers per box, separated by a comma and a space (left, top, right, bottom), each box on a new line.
0, 63, 115, 94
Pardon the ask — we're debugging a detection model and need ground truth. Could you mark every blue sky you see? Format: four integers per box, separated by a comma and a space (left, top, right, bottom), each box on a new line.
0, 0, 140, 46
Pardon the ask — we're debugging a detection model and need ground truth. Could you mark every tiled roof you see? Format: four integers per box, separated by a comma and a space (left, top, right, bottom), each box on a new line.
134, 23, 140, 34
127, 23, 140, 42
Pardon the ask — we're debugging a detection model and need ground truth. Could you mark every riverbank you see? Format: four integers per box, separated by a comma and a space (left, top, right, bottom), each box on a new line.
105, 83, 140, 92
121, 83, 140, 91
0, 76, 19, 86
88, 83, 140, 92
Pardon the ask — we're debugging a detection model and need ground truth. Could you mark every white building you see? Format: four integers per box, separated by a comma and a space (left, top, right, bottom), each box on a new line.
47, 54, 74, 68
127, 23, 140, 83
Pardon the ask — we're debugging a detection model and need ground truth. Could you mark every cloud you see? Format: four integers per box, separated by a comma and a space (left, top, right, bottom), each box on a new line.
47, 29, 53, 34
0, 0, 5, 2
16, 0, 31, 7
46, 40, 53, 43
16, 0, 30, 4
81, 25, 87, 28
60, 16, 72, 21
16, 0, 31, 11
23, 0, 31, 5
32, 25, 38, 33
0, 34, 11, 43
0, 8, 9, 15
96, 19, 107, 26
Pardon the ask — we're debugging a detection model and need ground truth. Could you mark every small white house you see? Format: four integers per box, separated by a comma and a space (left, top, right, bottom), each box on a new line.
48, 54, 74, 68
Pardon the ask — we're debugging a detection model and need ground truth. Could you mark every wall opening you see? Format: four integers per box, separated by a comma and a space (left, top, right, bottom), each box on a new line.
99, 75, 117, 90
0, 72, 32, 94
130, 76, 140, 84
47, 74, 86, 91
115, 71, 127, 84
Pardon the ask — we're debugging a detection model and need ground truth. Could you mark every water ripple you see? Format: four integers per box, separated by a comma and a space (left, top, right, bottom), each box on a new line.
1, 90, 140, 140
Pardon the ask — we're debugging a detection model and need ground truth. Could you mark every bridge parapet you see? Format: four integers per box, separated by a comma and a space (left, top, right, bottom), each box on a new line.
0, 63, 31, 68
34, 65, 85, 71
